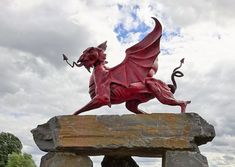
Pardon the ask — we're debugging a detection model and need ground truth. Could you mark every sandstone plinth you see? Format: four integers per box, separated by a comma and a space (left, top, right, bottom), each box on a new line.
31, 113, 215, 157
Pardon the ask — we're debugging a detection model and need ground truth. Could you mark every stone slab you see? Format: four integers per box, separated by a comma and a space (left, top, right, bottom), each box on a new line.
32, 113, 215, 157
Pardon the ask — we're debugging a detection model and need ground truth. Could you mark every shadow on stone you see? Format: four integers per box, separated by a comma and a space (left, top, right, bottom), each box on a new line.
101, 156, 139, 167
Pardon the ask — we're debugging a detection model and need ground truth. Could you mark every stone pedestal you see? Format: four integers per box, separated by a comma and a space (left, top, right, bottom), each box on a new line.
163, 151, 208, 167
40, 152, 92, 167
32, 113, 215, 167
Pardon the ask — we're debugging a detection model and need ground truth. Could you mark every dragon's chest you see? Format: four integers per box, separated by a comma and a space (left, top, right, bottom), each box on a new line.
89, 76, 96, 99
88, 75, 129, 100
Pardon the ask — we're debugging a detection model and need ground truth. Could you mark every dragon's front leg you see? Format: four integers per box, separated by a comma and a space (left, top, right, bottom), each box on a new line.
73, 95, 110, 115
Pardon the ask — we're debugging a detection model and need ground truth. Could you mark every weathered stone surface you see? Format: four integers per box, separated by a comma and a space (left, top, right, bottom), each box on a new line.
31, 113, 215, 157
163, 151, 208, 167
101, 156, 139, 167
32, 122, 54, 151
40, 152, 92, 167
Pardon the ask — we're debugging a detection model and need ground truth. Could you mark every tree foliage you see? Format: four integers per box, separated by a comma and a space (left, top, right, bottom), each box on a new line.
6, 153, 36, 167
0, 132, 22, 167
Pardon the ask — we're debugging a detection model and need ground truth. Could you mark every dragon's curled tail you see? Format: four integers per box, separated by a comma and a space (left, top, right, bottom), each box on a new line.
168, 58, 185, 94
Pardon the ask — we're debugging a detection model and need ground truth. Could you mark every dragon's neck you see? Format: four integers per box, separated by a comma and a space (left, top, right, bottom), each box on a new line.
94, 61, 105, 69
93, 63, 106, 73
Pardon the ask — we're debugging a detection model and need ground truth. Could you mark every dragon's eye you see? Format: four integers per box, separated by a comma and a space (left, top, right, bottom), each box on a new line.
89, 55, 96, 61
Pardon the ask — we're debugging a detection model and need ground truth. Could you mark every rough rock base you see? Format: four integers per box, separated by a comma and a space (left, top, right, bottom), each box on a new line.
40, 152, 93, 167
163, 151, 208, 167
32, 113, 215, 167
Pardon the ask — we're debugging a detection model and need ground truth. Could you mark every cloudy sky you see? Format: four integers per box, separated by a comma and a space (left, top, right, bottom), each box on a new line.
0, 0, 235, 166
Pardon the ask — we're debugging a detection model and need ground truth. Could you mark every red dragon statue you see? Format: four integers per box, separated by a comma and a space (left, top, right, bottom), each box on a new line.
63, 17, 191, 115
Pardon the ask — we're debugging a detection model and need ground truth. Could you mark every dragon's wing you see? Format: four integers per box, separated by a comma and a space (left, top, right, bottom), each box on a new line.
110, 17, 162, 87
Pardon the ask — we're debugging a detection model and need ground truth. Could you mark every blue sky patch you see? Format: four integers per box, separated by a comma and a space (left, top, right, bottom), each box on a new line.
117, 4, 123, 10
115, 4, 182, 44
130, 5, 140, 21
114, 23, 129, 42
162, 27, 182, 41
114, 21, 150, 43
160, 48, 173, 55
115, 4, 150, 43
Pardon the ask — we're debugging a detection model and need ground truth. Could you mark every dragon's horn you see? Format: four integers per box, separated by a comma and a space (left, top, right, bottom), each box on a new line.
97, 41, 107, 51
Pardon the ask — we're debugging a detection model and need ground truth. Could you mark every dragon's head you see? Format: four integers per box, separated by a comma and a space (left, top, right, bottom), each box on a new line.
77, 41, 107, 72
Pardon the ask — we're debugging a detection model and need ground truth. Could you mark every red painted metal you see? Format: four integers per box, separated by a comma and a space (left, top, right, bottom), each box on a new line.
63, 17, 190, 115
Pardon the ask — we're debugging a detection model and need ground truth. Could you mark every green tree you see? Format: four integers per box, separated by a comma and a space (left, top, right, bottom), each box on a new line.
6, 153, 36, 167
0, 132, 22, 167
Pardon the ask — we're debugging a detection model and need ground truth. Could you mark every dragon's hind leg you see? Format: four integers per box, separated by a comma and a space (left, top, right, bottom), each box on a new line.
145, 78, 191, 113
126, 100, 147, 114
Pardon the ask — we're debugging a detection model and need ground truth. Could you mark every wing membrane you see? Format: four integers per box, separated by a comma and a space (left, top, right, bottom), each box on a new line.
110, 17, 162, 87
